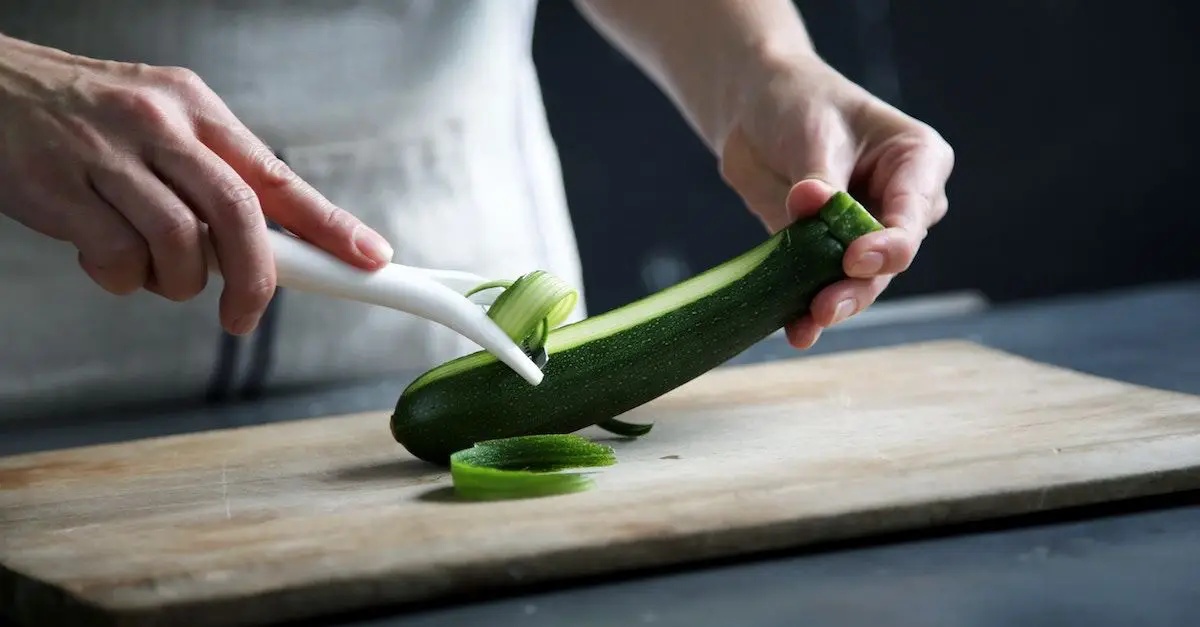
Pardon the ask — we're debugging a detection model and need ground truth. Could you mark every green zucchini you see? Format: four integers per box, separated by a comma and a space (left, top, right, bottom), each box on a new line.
391, 191, 882, 465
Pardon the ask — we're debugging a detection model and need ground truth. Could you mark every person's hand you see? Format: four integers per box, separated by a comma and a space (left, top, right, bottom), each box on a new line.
0, 34, 394, 335
718, 51, 954, 349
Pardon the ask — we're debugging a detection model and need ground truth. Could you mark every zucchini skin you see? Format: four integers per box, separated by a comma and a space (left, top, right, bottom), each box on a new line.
392, 196, 877, 464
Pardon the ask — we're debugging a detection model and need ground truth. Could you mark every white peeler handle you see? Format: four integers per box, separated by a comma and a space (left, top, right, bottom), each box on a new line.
204, 229, 544, 386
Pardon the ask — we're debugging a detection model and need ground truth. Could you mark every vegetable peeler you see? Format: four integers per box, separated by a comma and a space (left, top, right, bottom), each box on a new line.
203, 228, 545, 386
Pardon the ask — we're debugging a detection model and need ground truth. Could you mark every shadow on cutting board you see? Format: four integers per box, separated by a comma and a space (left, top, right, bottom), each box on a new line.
323, 459, 444, 485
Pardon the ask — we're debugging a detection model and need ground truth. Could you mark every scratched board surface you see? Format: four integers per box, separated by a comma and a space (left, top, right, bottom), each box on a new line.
3, 340, 1200, 627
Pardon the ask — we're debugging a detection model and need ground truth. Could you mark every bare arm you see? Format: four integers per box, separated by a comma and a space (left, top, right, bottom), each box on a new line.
571, 0, 816, 153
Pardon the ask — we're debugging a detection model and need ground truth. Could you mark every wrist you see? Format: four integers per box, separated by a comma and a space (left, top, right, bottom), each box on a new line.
703, 0, 820, 151
704, 21, 822, 155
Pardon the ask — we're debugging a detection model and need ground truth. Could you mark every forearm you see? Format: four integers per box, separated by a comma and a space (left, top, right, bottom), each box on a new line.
572, 0, 815, 152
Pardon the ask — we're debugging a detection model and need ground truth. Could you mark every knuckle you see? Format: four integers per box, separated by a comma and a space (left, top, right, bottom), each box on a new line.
320, 205, 355, 233
932, 198, 950, 223
253, 149, 298, 188
86, 158, 136, 185
149, 211, 201, 250
914, 122, 939, 141
214, 181, 262, 223
97, 88, 174, 132
240, 273, 277, 306
158, 66, 208, 94
942, 140, 956, 168
918, 124, 954, 161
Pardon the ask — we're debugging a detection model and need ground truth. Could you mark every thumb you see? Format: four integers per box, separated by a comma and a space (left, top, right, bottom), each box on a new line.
784, 178, 839, 221
785, 119, 855, 218
786, 163, 853, 223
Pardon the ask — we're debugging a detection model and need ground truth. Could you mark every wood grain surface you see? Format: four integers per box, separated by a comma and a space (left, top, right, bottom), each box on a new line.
3, 340, 1200, 627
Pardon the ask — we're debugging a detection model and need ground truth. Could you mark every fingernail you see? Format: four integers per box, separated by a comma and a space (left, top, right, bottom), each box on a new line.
850, 251, 884, 276
831, 298, 857, 325
231, 313, 260, 336
354, 227, 394, 264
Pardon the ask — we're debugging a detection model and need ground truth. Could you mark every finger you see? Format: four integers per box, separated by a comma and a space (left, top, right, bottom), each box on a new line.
784, 316, 822, 350
864, 138, 954, 276
807, 274, 895, 328
784, 178, 838, 221
150, 138, 274, 335
720, 127, 794, 232
89, 161, 207, 301
71, 201, 151, 297
4, 157, 151, 295
842, 228, 911, 279
69, 186, 151, 295
932, 192, 949, 224
783, 273, 895, 351
198, 117, 392, 269
785, 113, 855, 206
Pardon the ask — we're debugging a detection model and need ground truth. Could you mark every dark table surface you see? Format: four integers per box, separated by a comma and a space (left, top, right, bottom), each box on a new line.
3, 279, 1199, 627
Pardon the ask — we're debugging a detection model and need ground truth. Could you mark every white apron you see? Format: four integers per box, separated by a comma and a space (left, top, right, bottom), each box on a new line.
0, 0, 586, 420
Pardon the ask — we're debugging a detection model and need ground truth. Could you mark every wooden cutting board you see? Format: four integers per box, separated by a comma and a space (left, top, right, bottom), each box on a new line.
4, 340, 1200, 627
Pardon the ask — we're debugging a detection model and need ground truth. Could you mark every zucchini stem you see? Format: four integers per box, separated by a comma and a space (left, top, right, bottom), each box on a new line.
820, 191, 884, 246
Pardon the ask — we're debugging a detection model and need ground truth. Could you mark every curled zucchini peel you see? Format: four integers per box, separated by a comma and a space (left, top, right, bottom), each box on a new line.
449, 434, 616, 500
465, 270, 577, 358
